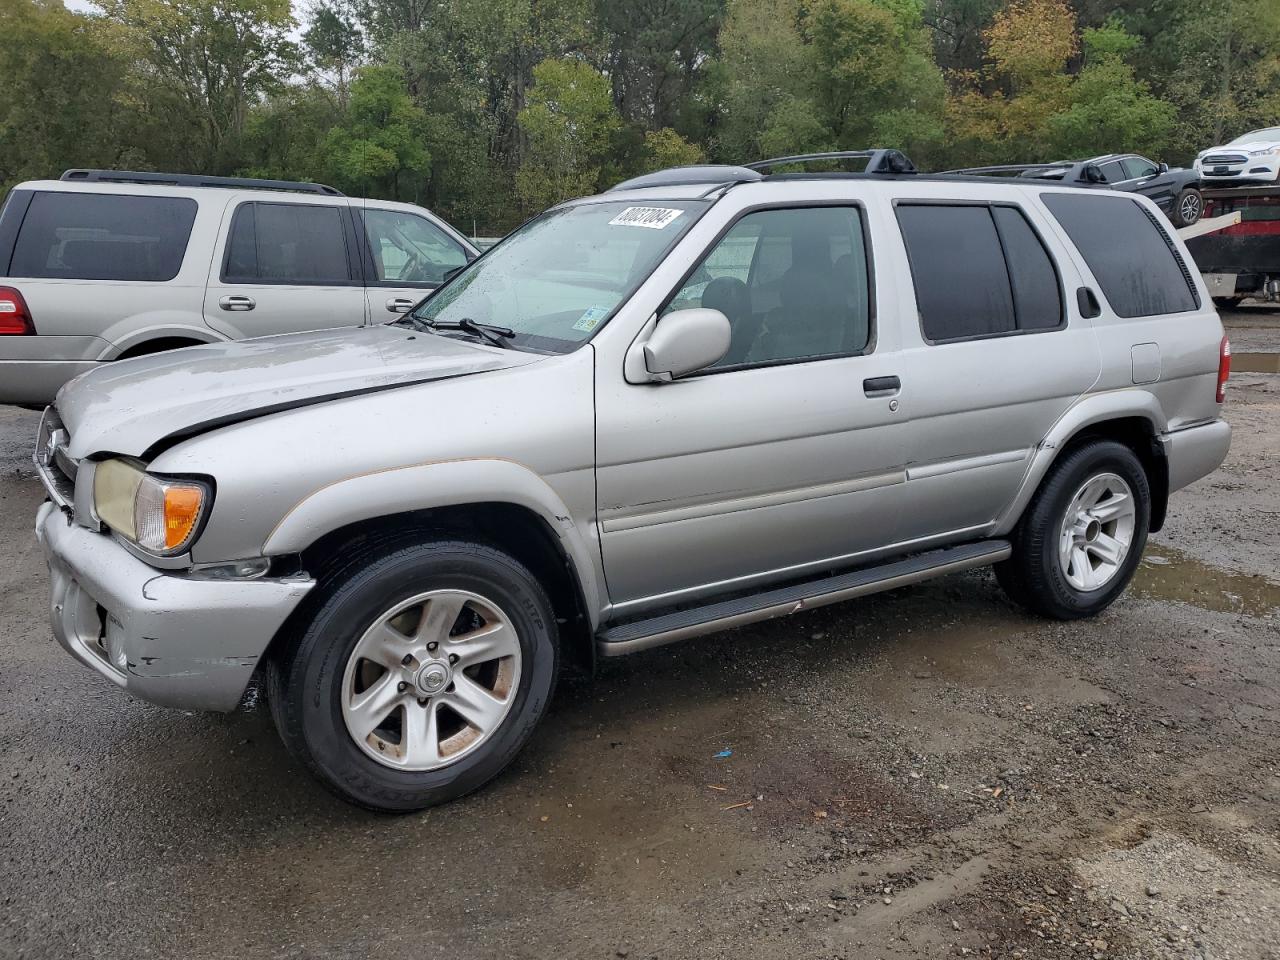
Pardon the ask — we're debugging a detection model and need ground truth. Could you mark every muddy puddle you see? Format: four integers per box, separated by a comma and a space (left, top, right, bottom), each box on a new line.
1133, 543, 1280, 617
1233, 351, 1280, 373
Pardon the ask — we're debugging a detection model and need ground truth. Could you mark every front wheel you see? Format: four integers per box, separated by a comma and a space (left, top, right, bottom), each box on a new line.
996, 440, 1150, 620
268, 540, 559, 812
1170, 187, 1203, 227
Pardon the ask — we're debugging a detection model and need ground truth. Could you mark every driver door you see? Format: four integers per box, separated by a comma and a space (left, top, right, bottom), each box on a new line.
358, 207, 474, 319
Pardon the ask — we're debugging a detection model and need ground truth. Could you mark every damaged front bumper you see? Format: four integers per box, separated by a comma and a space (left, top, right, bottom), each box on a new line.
36, 500, 315, 712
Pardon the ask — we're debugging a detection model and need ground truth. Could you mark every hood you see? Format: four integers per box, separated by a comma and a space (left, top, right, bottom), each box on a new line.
58, 324, 541, 459
1202, 140, 1280, 156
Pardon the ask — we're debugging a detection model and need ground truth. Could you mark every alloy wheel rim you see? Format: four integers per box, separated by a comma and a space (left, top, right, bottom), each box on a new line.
341, 589, 521, 771
1181, 193, 1201, 222
1058, 472, 1136, 592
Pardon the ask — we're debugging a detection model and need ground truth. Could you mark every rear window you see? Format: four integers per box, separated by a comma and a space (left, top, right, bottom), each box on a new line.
224, 202, 352, 285
896, 203, 1062, 342
10, 192, 197, 282
1040, 193, 1199, 317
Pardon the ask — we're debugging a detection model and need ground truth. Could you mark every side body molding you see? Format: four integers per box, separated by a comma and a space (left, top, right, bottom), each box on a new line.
262, 457, 605, 628
992, 390, 1167, 536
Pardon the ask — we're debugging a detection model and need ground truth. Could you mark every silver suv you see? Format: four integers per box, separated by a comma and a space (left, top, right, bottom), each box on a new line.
33, 150, 1233, 811
0, 170, 477, 405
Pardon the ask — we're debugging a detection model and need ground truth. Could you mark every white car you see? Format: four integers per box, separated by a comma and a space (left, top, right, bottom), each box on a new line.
1195, 127, 1280, 184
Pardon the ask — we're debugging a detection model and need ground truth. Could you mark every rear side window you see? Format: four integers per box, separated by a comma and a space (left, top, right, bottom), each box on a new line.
896, 203, 1062, 342
10, 192, 197, 282
224, 202, 352, 284
1041, 193, 1199, 317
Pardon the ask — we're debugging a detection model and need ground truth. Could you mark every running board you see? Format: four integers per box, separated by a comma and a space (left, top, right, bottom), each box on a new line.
596, 539, 1011, 657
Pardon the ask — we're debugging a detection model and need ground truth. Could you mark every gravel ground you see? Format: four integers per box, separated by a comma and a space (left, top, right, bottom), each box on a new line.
0, 312, 1277, 960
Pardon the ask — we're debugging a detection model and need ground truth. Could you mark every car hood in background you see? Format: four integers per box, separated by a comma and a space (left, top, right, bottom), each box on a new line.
1199, 140, 1280, 157
56, 324, 541, 459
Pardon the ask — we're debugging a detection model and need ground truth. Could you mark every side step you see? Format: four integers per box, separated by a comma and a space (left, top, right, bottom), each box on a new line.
596, 539, 1011, 657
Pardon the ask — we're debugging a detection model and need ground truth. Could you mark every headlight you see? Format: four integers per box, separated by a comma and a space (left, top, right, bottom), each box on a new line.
93, 458, 210, 555
1248, 147, 1276, 157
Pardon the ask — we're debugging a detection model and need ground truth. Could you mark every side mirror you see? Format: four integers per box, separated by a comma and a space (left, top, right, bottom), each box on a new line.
1084, 164, 1106, 183
643, 308, 731, 381
1158, 162, 1169, 173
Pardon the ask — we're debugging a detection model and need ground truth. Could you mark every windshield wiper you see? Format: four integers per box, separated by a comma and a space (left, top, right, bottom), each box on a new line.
423, 317, 516, 349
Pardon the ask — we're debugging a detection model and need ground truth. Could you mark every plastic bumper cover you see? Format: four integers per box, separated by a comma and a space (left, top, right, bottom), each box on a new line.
36, 500, 315, 711
1161, 418, 1231, 495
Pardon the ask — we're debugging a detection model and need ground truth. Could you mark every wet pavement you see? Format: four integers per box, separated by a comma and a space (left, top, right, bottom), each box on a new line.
0, 311, 1277, 959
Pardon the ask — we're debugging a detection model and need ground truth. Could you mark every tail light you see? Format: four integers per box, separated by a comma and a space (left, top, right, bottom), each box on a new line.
0, 286, 33, 335
1216, 335, 1231, 404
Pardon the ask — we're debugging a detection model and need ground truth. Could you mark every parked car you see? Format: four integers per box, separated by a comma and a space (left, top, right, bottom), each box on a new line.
1194, 127, 1280, 185
0, 170, 478, 406
946, 155, 1204, 227
34, 150, 1232, 811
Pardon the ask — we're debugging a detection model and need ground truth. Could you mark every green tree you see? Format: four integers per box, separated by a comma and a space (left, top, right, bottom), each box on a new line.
1046, 22, 1175, 158
515, 57, 621, 213
304, 1, 365, 106
97, 0, 298, 173
642, 128, 707, 170
0, 0, 137, 193
322, 65, 431, 198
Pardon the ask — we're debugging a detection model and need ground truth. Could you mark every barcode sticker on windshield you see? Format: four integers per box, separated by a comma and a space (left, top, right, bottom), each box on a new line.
609, 206, 683, 229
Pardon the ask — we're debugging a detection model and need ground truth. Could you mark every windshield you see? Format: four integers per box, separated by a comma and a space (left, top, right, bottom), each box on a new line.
1230, 127, 1280, 144
410, 199, 708, 352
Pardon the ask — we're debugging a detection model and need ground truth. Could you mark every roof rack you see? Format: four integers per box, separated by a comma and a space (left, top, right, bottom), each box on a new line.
938, 162, 1073, 178
60, 169, 344, 196
747, 149, 917, 175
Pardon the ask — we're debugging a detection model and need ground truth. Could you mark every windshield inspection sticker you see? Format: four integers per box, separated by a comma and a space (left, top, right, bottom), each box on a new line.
573, 306, 610, 332
609, 206, 683, 229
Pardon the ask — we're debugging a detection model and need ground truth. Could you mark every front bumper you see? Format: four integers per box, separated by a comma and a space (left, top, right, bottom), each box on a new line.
36, 501, 315, 711
1196, 158, 1280, 183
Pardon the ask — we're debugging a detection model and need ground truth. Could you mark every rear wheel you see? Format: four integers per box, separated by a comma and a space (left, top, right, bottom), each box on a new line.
1212, 295, 1245, 310
268, 540, 559, 811
996, 440, 1150, 620
1170, 187, 1203, 227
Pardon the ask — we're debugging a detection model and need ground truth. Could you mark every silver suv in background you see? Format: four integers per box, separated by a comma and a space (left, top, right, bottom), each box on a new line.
0, 170, 478, 405
33, 150, 1232, 812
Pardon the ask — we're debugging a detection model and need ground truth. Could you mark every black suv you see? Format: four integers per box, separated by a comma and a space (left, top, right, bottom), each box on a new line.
947, 155, 1204, 227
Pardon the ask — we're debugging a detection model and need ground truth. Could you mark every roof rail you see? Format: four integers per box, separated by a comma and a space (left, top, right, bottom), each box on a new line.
60, 169, 344, 196
938, 162, 1073, 177
747, 149, 917, 175
608, 164, 763, 193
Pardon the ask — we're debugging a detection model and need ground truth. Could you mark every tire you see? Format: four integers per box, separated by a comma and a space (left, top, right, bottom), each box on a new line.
1169, 187, 1203, 227
1212, 295, 1245, 311
268, 540, 559, 812
995, 440, 1150, 620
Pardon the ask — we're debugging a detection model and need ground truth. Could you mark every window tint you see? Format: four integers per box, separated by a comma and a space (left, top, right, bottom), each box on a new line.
1041, 193, 1199, 317
896, 204, 1016, 341
1121, 157, 1158, 179
362, 209, 468, 285
991, 206, 1062, 330
1096, 160, 1126, 183
10, 192, 197, 281
665, 206, 871, 368
224, 202, 351, 284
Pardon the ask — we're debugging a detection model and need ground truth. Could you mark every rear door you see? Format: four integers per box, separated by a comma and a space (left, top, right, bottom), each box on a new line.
890, 197, 1101, 544
356, 206, 475, 319
203, 196, 367, 339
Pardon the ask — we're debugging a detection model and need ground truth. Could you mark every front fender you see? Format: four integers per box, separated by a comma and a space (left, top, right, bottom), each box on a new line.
263, 457, 605, 627
993, 390, 1166, 535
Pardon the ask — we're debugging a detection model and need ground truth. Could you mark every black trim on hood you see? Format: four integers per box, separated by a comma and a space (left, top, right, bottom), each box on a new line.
140, 370, 475, 461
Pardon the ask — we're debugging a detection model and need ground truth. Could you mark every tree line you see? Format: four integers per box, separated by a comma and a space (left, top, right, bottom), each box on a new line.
2, 0, 1278, 233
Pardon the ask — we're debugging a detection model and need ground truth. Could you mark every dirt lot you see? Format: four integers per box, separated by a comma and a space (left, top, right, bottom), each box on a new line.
1, 313, 1277, 960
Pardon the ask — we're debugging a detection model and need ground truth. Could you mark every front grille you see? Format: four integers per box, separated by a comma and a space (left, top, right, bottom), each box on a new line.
34, 407, 76, 507
1203, 154, 1247, 165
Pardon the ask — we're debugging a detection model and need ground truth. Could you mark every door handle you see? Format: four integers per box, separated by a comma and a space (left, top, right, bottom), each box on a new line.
218, 295, 256, 312
385, 298, 415, 314
863, 375, 901, 397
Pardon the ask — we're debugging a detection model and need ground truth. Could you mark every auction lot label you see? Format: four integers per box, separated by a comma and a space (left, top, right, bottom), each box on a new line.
609, 206, 683, 229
